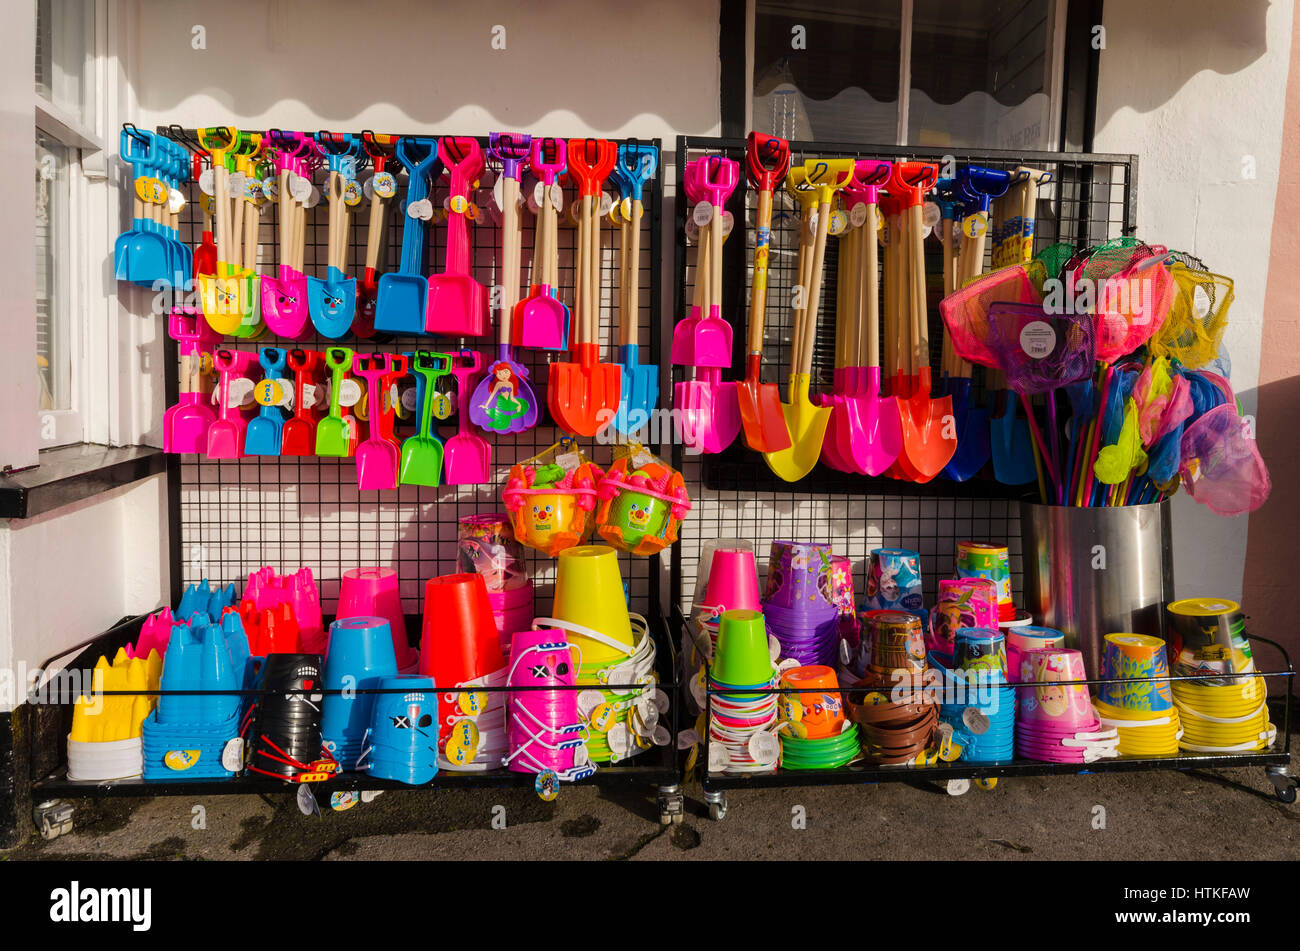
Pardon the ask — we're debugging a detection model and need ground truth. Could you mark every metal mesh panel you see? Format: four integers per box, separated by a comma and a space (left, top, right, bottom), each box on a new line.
671, 135, 1136, 613
164, 133, 663, 618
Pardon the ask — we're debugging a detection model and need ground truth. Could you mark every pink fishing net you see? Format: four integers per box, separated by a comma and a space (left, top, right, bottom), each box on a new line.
939, 263, 1045, 368
986, 303, 1096, 394
1179, 403, 1271, 517
1094, 255, 1176, 362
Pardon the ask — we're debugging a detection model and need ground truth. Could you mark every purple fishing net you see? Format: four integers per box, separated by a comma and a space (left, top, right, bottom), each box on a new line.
1179, 403, 1271, 517
986, 303, 1096, 395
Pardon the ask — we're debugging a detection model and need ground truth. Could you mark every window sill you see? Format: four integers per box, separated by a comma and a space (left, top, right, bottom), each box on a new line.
0, 445, 166, 519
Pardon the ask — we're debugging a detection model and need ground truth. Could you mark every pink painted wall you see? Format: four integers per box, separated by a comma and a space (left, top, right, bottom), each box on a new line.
1244, 12, 1300, 665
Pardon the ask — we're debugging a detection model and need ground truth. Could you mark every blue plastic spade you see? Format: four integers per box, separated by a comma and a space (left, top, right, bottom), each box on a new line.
115, 127, 172, 287
610, 142, 660, 436
246, 347, 288, 456
941, 377, 991, 481
309, 132, 362, 338
375, 137, 442, 334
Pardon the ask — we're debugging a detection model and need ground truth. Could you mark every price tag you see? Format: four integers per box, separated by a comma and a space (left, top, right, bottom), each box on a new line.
400, 385, 418, 412
748, 731, 780, 766
168, 187, 186, 215
407, 197, 433, 220
254, 378, 285, 407
708, 742, 731, 772
304, 184, 322, 209
221, 737, 243, 772
849, 203, 868, 229
597, 191, 613, 217
227, 172, 247, 197
343, 179, 363, 206
922, 201, 941, 229
261, 176, 279, 201
577, 690, 605, 718
457, 691, 488, 716
684, 219, 699, 243
300, 383, 320, 410
287, 173, 310, 202
692, 202, 713, 227
337, 378, 363, 408
372, 171, 397, 199
607, 723, 633, 759
447, 194, 469, 215
620, 197, 633, 221
721, 210, 734, 237
228, 377, 256, 408
1020, 320, 1057, 359
198, 168, 215, 196
961, 212, 987, 239
828, 209, 848, 236
431, 390, 453, 419
296, 784, 320, 817
1193, 284, 1212, 319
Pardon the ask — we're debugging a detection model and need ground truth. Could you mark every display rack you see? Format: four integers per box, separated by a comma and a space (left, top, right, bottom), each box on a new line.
28, 131, 686, 826
667, 136, 1295, 818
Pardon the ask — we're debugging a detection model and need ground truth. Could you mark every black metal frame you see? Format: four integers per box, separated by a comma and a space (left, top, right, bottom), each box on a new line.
25, 130, 683, 816
30, 605, 680, 799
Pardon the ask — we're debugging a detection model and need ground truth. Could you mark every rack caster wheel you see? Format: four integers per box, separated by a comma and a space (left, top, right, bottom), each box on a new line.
657, 785, 684, 826
35, 800, 74, 841
975, 777, 998, 791
946, 779, 971, 797
705, 790, 728, 821
1266, 767, 1297, 804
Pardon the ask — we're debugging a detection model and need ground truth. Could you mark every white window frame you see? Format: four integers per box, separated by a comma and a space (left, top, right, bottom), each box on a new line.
745, 0, 1068, 150
33, 0, 121, 451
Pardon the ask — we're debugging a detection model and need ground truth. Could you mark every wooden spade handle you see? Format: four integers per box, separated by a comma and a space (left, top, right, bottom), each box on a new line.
863, 203, 880, 369
802, 194, 831, 377
908, 203, 928, 372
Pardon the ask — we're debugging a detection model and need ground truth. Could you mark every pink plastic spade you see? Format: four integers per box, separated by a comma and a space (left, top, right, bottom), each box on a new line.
351, 352, 407, 491
206, 348, 260, 459
164, 309, 219, 453
671, 156, 736, 369
675, 367, 741, 454
445, 350, 492, 485
426, 136, 488, 336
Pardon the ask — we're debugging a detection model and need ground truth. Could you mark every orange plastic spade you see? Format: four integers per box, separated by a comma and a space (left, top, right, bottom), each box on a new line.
738, 132, 792, 452
890, 161, 956, 482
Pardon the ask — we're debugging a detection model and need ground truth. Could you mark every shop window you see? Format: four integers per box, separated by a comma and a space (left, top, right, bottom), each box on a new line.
751, 0, 1065, 149
33, 0, 99, 448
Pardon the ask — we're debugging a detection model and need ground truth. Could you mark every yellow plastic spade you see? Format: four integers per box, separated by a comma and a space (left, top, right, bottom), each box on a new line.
763, 159, 853, 482
197, 127, 250, 336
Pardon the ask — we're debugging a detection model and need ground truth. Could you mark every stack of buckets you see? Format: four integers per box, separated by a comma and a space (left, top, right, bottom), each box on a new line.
762, 541, 839, 667
1015, 648, 1119, 763
1005, 626, 1065, 684
335, 567, 418, 673
458, 513, 534, 657
707, 609, 780, 774
247, 653, 328, 781
1092, 633, 1181, 757
364, 675, 440, 784
505, 627, 595, 781
927, 577, 999, 659
176, 579, 238, 621
1166, 597, 1275, 753
543, 546, 664, 764
243, 566, 325, 653
776, 665, 860, 769
320, 617, 399, 770
421, 573, 510, 771
848, 610, 939, 764
693, 546, 762, 670
932, 627, 1015, 763
143, 613, 253, 781
68, 646, 162, 782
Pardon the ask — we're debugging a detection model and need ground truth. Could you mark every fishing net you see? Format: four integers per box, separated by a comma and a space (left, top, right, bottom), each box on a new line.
986, 303, 1095, 394
1145, 373, 1193, 485
939, 263, 1045, 368
1148, 263, 1233, 369
1179, 403, 1271, 516
1094, 365, 1143, 485
1034, 242, 1076, 282
1068, 238, 1166, 292
1094, 255, 1176, 363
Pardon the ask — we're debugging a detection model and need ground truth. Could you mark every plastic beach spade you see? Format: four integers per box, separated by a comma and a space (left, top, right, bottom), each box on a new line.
738, 132, 793, 453
352, 352, 407, 491
163, 310, 218, 454
425, 136, 488, 336
670, 156, 737, 369
513, 137, 570, 350
245, 347, 289, 456
308, 132, 363, 339
611, 141, 660, 436
375, 137, 442, 335
470, 132, 538, 434
280, 348, 321, 456
446, 350, 492, 486
315, 347, 355, 458
400, 350, 450, 487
